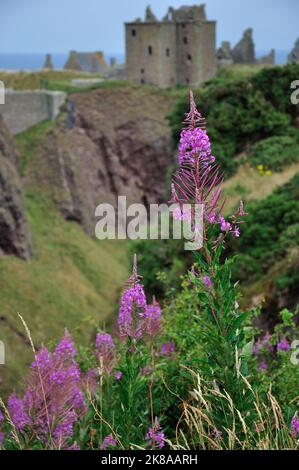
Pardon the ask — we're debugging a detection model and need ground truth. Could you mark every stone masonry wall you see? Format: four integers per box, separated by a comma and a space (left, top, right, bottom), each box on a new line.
1, 90, 66, 135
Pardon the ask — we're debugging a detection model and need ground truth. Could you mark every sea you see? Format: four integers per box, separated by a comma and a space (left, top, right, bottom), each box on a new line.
0, 51, 289, 71
0, 53, 125, 71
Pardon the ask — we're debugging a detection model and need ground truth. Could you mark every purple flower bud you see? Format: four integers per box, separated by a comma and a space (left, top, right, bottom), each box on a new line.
114, 371, 122, 380
203, 275, 213, 289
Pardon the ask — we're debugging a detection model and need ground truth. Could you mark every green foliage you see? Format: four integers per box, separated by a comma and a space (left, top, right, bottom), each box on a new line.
248, 135, 299, 172
167, 64, 299, 177
251, 64, 299, 121
130, 238, 192, 299
229, 172, 299, 283
249, 308, 299, 414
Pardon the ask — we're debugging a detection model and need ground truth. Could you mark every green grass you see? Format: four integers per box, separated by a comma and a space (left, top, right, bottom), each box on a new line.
15, 119, 53, 175
0, 190, 129, 396
0, 70, 103, 91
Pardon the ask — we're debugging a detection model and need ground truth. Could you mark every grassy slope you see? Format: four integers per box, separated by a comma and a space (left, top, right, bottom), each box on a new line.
0, 191, 128, 396
0, 121, 129, 396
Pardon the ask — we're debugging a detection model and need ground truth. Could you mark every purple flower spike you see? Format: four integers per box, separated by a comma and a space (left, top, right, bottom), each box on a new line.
7, 331, 85, 449
146, 419, 165, 449
118, 255, 147, 340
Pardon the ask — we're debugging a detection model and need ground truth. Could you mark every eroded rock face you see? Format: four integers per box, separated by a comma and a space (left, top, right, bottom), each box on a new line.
24, 87, 177, 235
0, 114, 31, 259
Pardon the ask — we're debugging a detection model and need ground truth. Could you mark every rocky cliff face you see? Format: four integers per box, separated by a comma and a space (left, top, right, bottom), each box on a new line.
0, 114, 31, 259
24, 86, 177, 235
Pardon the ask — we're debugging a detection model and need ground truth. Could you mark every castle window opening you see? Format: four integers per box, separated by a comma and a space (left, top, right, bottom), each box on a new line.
148, 45, 153, 55
132, 29, 137, 37
140, 68, 144, 74
183, 37, 188, 45
187, 54, 192, 61
166, 48, 170, 57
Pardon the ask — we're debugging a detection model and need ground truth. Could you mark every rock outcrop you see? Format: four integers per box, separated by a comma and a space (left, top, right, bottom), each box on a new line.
43, 53, 54, 70
288, 38, 299, 63
0, 114, 31, 259
232, 28, 255, 64
24, 86, 177, 235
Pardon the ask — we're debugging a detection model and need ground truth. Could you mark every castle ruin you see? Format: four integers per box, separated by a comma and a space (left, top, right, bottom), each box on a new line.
217, 29, 275, 67
125, 4, 216, 87
64, 51, 107, 73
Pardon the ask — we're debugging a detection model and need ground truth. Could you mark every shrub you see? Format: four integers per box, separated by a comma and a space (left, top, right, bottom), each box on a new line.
248, 135, 299, 172
167, 64, 298, 178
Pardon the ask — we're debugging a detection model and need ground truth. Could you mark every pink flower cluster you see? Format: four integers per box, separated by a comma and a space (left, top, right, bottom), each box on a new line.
6, 330, 85, 449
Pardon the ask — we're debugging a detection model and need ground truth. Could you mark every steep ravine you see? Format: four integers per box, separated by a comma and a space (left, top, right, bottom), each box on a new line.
24, 86, 179, 234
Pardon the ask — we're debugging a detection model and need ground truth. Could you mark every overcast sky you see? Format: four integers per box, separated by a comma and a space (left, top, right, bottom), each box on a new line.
1, 0, 298, 54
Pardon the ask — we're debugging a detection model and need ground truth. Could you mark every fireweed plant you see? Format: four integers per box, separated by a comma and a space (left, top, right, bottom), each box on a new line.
170, 92, 257, 442
1, 92, 299, 450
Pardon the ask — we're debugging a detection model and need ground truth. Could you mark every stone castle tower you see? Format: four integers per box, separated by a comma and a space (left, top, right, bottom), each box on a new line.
125, 4, 216, 87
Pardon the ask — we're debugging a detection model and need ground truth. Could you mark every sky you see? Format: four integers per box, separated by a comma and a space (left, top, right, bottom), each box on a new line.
0, 0, 298, 55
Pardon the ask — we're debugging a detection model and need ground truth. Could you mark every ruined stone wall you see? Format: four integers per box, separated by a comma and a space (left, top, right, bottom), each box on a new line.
1, 90, 66, 135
